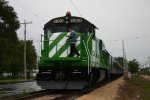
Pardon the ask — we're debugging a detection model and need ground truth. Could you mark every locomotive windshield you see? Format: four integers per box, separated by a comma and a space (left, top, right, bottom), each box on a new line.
48, 25, 91, 33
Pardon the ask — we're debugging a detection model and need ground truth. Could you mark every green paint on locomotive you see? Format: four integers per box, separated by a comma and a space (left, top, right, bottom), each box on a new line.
39, 32, 87, 68
38, 16, 110, 71
100, 50, 109, 69
39, 31, 110, 70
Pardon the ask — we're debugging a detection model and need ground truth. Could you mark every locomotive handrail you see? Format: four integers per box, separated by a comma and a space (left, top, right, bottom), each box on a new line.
82, 40, 90, 75
87, 32, 93, 73
82, 33, 93, 75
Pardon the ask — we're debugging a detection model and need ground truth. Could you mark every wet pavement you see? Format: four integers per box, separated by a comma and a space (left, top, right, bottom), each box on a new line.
0, 81, 42, 97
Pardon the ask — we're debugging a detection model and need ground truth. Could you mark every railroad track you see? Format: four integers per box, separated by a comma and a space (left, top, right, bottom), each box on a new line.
1, 77, 119, 100
51, 79, 112, 100
53, 77, 121, 100
1, 90, 53, 100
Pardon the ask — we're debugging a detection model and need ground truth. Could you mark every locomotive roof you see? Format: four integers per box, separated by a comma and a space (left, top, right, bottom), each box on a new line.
44, 16, 98, 30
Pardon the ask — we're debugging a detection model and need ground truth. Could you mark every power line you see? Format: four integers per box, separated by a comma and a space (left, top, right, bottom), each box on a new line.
69, 0, 82, 17
106, 35, 150, 42
13, 0, 46, 22
13, 0, 45, 41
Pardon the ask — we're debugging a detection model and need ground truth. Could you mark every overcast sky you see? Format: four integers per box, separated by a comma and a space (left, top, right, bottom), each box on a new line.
7, 0, 150, 65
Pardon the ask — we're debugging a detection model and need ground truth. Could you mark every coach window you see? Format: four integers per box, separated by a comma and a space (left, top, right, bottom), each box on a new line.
111, 59, 113, 71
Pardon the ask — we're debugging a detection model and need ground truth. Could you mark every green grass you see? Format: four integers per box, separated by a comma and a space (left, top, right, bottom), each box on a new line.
0, 93, 10, 98
131, 75, 150, 100
0, 79, 24, 82
0, 87, 14, 91
0, 78, 35, 83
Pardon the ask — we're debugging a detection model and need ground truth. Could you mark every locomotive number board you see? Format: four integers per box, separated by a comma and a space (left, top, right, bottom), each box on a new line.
53, 18, 82, 24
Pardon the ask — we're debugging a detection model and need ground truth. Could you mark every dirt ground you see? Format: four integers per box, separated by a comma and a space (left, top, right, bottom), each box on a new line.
77, 75, 150, 100
116, 78, 144, 100
77, 77, 124, 100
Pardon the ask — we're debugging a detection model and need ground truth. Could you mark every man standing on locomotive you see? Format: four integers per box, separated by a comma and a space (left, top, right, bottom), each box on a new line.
66, 27, 80, 57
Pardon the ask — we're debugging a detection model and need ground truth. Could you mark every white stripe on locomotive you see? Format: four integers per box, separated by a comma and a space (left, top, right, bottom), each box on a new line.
49, 32, 80, 57
59, 36, 81, 57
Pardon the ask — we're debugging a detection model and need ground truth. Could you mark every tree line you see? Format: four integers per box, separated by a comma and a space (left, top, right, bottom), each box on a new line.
0, 0, 37, 79
115, 57, 140, 74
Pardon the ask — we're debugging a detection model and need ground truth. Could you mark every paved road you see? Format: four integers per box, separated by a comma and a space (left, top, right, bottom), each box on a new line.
0, 81, 42, 96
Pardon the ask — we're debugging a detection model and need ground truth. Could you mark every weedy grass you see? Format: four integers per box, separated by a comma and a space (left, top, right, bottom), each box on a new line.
131, 75, 150, 100
116, 75, 150, 100
0, 78, 35, 83
0, 79, 24, 83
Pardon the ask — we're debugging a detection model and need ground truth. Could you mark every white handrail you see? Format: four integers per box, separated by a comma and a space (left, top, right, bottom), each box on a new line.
87, 33, 93, 73
82, 40, 90, 75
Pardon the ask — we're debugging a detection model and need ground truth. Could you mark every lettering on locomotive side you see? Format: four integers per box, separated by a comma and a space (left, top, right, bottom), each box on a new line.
53, 18, 82, 23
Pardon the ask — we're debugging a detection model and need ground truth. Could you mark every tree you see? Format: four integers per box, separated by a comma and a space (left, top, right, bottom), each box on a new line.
0, 0, 20, 77
26, 40, 37, 71
128, 59, 140, 74
0, 0, 20, 41
19, 40, 37, 71
0, 1, 37, 79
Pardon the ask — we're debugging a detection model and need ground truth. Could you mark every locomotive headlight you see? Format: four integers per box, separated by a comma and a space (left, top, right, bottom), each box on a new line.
65, 17, 69, 19
65, 21, 69, 24
65, 16, 70, 24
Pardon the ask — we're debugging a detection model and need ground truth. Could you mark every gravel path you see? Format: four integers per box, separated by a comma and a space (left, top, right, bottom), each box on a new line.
77, 77, 124, 100
30, 94, 62, 100
140, 75, 150, 81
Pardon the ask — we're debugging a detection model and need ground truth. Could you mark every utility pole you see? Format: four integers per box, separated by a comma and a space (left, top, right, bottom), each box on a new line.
142, 64, 144, 74
20, 20, 32, 81
148, 57, 150, 74
122, 40, 125, 68
122, 40, 128, 79
148, 57, 150, 67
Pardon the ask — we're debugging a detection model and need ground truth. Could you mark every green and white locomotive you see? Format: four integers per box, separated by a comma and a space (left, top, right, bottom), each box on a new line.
37, 12, 123, 89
